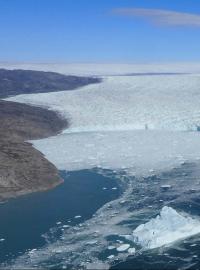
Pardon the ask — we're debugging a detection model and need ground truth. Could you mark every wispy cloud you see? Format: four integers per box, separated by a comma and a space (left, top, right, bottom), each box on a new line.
112, 8, 200, 27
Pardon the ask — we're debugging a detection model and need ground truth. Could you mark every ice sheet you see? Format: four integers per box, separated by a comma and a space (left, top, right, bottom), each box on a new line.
6, 74, 200, 176
2, 62, 200, 76
7, 75, 200, 132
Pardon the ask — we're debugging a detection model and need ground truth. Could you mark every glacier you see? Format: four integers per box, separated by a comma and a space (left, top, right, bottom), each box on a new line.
7, 74, 200, 132
6, 74, 200, 176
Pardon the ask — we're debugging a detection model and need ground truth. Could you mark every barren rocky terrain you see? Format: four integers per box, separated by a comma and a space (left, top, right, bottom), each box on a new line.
0, 69, 100, 200
0, 100, 68, 200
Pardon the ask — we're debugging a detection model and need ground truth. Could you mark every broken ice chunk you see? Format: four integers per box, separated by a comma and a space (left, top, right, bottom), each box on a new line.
132, 206, 200, 249
56, 221, 62, 225
107, 245, 116, 250
128, 247, 136, 254
117, 244, 130, 252
74, 215, 82, 219
107, 255, 115, 259
161, 184, 172, 190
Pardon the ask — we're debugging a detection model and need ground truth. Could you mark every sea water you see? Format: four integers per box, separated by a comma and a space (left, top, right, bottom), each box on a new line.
0, 169, 121, 265
1, 163, 199, 269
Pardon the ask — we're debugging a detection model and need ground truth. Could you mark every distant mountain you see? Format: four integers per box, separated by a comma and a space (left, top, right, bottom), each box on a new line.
0, 69, 101, 98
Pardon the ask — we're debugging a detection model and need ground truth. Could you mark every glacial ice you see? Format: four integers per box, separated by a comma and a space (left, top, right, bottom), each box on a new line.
6, 74, 200, 176
7, 75, 200, 132
18, 129, 200, 177
132, 206, 200, 249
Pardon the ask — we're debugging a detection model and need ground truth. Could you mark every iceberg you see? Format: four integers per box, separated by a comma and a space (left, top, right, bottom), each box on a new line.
132, 206, 200, 249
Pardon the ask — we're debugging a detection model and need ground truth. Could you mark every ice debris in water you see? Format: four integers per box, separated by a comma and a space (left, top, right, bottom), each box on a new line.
132, 206, 200, 249
62, 225, 70, 228
161, 185, 172, 190
74, 215, 81, 219
56, 222, 62, 225
128, 248, 136, 254
116, 244, 130, 252
107, 245, 116, 250
107, 255, 115, 259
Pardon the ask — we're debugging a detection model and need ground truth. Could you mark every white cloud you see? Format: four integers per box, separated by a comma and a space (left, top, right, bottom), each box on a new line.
113, 8, 200, 27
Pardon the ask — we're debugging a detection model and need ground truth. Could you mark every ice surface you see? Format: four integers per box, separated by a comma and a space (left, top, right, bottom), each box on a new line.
18, 129, 200, 176
132, 206, 200, 249
5, 75, 200, 176
7, 75, 200, 132
6, 74, 200, 175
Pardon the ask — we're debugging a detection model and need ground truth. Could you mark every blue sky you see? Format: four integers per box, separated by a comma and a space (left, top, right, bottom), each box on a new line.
1, 0, 200, 62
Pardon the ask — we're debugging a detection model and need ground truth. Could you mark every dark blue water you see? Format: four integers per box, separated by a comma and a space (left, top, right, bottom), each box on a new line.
110, 163, 200, 270
0, 169, 121, 264
1, 164, 200, 269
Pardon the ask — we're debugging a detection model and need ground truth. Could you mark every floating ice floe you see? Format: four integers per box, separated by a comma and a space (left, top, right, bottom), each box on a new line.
62, 225, 70, 228
107, 245, 116, 250
128, 248, 136, 254
107, 255, 115, 259
116, 244, 130, 252
29, 249, 37, 254
132, 206, 200, 249
74, 215, 82, 219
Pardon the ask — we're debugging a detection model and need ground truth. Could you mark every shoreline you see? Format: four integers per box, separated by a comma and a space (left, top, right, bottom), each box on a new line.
0, 100, 68, 201
0, 68, 101, 201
